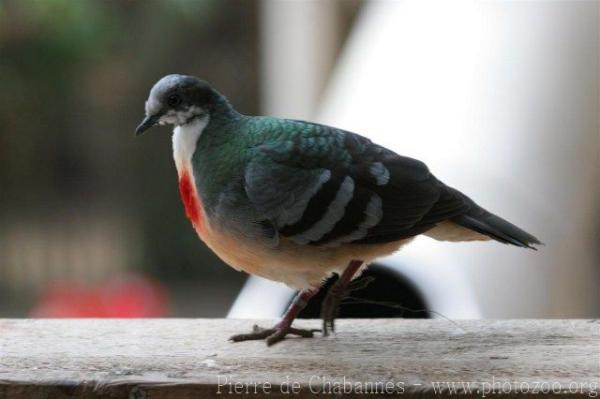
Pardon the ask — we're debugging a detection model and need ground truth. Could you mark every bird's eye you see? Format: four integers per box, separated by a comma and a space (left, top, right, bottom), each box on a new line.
167, 94, 182, 108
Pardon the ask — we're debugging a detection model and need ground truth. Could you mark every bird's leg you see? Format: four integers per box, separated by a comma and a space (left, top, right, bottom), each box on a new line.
229, 289, 320, 346
321, 259, 364, 336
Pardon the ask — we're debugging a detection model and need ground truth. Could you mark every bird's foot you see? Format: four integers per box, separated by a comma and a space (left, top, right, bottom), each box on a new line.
229, 324, 320, 346
321, 275, 376, 336
321, 289, 343, 336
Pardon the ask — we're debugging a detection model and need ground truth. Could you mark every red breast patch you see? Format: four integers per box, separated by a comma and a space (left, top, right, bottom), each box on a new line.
178, 169, 206, 234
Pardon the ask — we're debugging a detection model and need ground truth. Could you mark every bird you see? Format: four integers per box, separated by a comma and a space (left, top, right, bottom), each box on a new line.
136, 74, 541, 345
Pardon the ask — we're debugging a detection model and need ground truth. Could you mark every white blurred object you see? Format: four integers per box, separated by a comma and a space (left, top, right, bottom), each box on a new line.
319, 1, 599, 317
228, 276, 295, 318
260, 0, 340, 120
231, 1, 599, 319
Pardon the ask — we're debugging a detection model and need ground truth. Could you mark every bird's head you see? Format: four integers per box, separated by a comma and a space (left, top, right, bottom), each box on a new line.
135, 74, 217, 136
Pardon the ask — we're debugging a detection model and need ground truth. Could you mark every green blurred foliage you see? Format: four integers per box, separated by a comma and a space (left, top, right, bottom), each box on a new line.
0, 0, 258, 303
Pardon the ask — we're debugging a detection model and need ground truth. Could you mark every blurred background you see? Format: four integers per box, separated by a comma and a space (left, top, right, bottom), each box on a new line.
0, 0, 597, 319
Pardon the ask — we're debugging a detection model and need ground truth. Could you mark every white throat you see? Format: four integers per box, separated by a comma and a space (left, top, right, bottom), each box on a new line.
172, 115, 209, 174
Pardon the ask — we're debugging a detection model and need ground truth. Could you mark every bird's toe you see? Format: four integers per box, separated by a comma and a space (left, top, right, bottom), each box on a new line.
230, 324, 320, 345
229, 324, 274, 342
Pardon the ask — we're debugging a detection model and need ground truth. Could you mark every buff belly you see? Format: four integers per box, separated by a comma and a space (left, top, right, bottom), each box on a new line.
199, 219, 490, 289
198, 222, 412, 289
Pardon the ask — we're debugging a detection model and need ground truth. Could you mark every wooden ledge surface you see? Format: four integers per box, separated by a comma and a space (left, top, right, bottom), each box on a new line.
0, 319, 598, 398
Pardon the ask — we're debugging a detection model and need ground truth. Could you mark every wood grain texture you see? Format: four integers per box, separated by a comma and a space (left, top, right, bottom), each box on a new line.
0, 319, 598, 398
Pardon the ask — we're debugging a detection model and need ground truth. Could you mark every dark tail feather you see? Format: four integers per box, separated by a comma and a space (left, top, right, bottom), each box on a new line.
453, 206, 542, 250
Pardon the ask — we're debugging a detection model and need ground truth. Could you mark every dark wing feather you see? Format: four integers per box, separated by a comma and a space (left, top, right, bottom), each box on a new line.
244, 118, 471, 246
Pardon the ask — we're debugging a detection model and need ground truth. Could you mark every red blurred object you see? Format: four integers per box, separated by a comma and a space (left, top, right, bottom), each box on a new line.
30, 274, 169, 317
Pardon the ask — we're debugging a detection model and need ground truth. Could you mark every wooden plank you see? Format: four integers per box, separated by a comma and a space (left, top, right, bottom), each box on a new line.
0, 319, 598, 398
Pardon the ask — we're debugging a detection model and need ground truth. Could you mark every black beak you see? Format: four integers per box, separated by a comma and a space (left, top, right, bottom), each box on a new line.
135, 114, 160, 136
